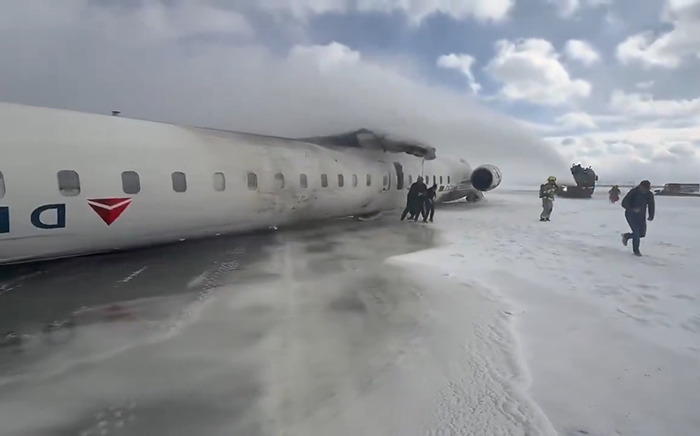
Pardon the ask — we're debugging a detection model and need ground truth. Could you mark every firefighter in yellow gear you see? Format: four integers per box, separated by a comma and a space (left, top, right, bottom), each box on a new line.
539, 176, 558, 221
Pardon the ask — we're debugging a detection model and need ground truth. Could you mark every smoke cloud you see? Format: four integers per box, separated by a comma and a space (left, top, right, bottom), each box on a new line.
0, 1, 568, 184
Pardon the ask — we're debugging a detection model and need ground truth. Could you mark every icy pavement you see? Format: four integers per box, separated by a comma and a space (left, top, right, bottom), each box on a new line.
2, 190, 698, 435
391, 189, 700, 435
1, 216, 551, 436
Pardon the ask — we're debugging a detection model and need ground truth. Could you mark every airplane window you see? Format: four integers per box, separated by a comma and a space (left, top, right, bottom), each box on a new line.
57, 170, 80, 196
0, 171, 5, 199
300, 173, 308, 188
121, 171, 141, 194
172, 171, 187, 193
425, 175, 429, 184
447, 176, 451, 184
366, 174, 371, 186
433, 175, 437, 185
321, 174, 328, 187
383, 175, 388, 186
440, 176, 443, 184
338, 174, 344, 187
275, 173, 284, 189
352, 174, 358, 187
213, 172, 226, 191
247, 172, 257, 190
408, 175, 413, 185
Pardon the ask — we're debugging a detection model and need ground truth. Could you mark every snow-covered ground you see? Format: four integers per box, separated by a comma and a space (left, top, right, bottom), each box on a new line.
391, 189, 700, 435
2, 188, 699, 436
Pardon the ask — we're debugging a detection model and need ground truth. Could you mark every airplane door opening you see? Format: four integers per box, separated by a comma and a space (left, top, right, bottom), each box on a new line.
393, 162, 404, 190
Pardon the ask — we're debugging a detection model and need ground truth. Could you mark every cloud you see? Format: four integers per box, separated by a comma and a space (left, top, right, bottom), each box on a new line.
0, 0, 566, 187
615, 0, 700, 68
288, 42, 361, 71
0, 1, 254, 41
606, 141, 639, 155
547, 0, 581, 18
564, 40, 601, 66
555, 112, 598, 129
546, 133, 700, 182
485, 38, 592, 106
635, 80, 654, 89
616, 33, 680, 69
609, 90, 700, 118
546, 0, 612, 18
545, 84, 700, 181
252, 0, 515, 23
437, 53, 482, 93
667, 141, 697, 156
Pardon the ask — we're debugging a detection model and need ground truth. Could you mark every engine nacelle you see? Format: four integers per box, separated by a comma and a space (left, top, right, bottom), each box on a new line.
470, 164, 502, 192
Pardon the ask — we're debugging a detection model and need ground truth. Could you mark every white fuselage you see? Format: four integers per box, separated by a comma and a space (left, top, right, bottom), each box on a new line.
0, 103, 493, 265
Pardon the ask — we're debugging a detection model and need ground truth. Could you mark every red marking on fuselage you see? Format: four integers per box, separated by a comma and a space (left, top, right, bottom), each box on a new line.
87, 198, 132, 225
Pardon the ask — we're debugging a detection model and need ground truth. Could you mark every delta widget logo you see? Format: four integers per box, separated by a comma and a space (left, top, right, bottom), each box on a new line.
87, 198, 132, 225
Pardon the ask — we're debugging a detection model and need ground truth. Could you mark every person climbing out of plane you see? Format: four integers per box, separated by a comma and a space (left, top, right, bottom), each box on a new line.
609, 185, 621, 203
422, 183, 437, 223
401, 176, 427, 221
621, 180, 655, 257
539, 176, 558, 221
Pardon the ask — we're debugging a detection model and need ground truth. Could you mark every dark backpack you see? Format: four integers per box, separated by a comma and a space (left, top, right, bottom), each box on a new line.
539, 184, 546, 198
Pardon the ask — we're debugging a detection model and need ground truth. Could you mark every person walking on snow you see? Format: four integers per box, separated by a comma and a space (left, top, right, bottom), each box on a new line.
609, 185, 621, 203
621, 180, 655, 257
539, 176, 558, 221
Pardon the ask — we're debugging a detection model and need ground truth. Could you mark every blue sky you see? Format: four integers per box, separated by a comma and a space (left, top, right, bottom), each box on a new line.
1, 0, 699, 182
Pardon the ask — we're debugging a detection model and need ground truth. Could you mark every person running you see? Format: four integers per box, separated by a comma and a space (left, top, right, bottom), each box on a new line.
621, 180, 655, 257
539, 176, 558, 221
609, 185, 621, 203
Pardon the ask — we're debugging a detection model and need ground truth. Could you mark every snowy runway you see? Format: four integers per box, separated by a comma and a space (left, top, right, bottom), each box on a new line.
1, 189, 699, 435
391, 189, 700, 435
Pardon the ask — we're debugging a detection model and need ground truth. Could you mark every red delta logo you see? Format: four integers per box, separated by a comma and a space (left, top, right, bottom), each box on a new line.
87, 198, 132, 225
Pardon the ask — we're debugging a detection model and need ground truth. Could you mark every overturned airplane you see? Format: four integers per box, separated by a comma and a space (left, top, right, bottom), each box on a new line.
556, 163, 598, 199
0, 102, 502, 265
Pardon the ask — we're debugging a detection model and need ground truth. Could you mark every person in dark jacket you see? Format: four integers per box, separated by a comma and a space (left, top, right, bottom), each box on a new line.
621, 180, 655, 256
422, 183, 437, 222
608, 185, 621, 203
401, 176, 427, 221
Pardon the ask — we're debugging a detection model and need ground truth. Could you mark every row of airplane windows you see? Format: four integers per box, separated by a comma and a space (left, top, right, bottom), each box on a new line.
0, 170, 449, 198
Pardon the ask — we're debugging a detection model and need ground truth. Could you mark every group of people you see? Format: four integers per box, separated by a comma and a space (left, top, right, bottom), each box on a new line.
400, 176, 437, 223
539, 177, 655, 257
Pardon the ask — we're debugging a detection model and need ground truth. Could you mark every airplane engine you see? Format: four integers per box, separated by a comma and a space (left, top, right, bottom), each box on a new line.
470, 164, 502, 192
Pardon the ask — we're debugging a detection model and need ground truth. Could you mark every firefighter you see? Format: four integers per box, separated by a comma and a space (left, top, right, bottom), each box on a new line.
539, 176, 558, 221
